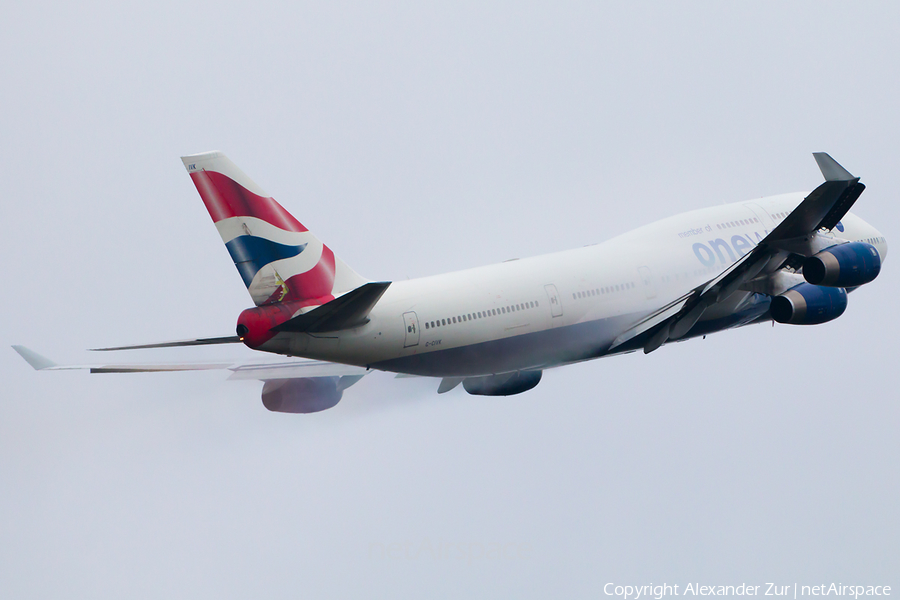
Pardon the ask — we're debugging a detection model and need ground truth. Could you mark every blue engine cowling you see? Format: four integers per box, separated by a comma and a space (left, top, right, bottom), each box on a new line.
463, 371, 542, 396
770, 283, 848, 325
803, 242, 881, 287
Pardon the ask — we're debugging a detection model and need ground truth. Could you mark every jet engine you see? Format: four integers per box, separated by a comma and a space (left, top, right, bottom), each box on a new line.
463, 371, 542, 396
261, 377, 343, 413
770, 283, 847, 325
803, 242, 881, 287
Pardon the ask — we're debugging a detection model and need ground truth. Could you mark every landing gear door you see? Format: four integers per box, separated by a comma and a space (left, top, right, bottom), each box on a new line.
544, 284, 563, 318
402, 311, 420, 348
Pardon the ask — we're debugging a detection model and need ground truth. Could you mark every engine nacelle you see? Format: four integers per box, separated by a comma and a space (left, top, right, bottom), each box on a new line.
770, 283, 847, 325
261, 377, 343, 413
463, 371, 542, 396
803, 242, 881, 287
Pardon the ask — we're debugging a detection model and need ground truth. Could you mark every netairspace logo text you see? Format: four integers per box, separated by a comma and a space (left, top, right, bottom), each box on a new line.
604, 584, 892, 600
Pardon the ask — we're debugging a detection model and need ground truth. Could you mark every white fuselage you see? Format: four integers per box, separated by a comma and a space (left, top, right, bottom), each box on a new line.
260, 193, 887, 377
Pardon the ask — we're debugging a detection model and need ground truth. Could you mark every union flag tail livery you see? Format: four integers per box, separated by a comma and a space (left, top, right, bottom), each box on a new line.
181, 152, 367, 307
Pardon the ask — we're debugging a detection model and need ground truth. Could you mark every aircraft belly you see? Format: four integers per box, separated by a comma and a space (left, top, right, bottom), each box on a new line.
370, 312, 639, 377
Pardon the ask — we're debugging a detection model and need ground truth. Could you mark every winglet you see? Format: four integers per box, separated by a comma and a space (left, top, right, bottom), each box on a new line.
12, 346, 57, 370
813, 152, 855, 182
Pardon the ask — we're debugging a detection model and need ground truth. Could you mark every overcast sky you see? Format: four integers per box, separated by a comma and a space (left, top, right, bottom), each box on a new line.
2, 2, 899, 598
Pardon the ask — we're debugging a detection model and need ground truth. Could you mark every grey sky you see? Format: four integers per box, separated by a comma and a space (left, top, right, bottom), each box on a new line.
2, 2, 898, 597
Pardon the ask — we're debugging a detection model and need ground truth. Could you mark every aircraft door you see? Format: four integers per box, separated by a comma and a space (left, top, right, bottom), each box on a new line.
544, 284, 563, 318
402, 312, 420, 348
747, 202, 776, 232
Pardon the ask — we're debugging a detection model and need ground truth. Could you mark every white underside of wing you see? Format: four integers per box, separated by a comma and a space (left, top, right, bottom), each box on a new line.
228, 361, 369, 381
13, 345, 368, 382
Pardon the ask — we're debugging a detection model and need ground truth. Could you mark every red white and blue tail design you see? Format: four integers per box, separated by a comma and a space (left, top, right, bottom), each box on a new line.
182, 151, 367, 307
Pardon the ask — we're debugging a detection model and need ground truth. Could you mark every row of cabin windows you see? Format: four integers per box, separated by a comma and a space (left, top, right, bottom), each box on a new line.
771, 212, 788, 220
716, 217, 759, 230
423, 300, 540, 330
864, 236, 884, 245
572, 281, 636, 300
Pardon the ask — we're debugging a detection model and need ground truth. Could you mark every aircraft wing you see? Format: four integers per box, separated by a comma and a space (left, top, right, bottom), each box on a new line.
610, 152, 863, 354
12, 345, 369, 379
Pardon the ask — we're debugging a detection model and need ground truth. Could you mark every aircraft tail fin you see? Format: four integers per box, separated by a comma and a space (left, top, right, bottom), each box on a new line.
181, 151, 367, 307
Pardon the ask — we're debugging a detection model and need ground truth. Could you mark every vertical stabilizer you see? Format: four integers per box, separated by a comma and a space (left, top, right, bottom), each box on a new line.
181, 152, 367, 307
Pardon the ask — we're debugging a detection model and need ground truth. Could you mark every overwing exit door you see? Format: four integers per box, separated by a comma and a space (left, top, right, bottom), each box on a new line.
544, 284, 563, 318
402, 311, 420, 348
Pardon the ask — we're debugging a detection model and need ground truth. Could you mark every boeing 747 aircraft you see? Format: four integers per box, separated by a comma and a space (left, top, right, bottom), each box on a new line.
14, 152, 886, 412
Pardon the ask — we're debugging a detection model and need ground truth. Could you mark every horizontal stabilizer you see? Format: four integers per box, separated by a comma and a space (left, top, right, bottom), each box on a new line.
273, 281, 391, 333
91, 336, 242, 351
